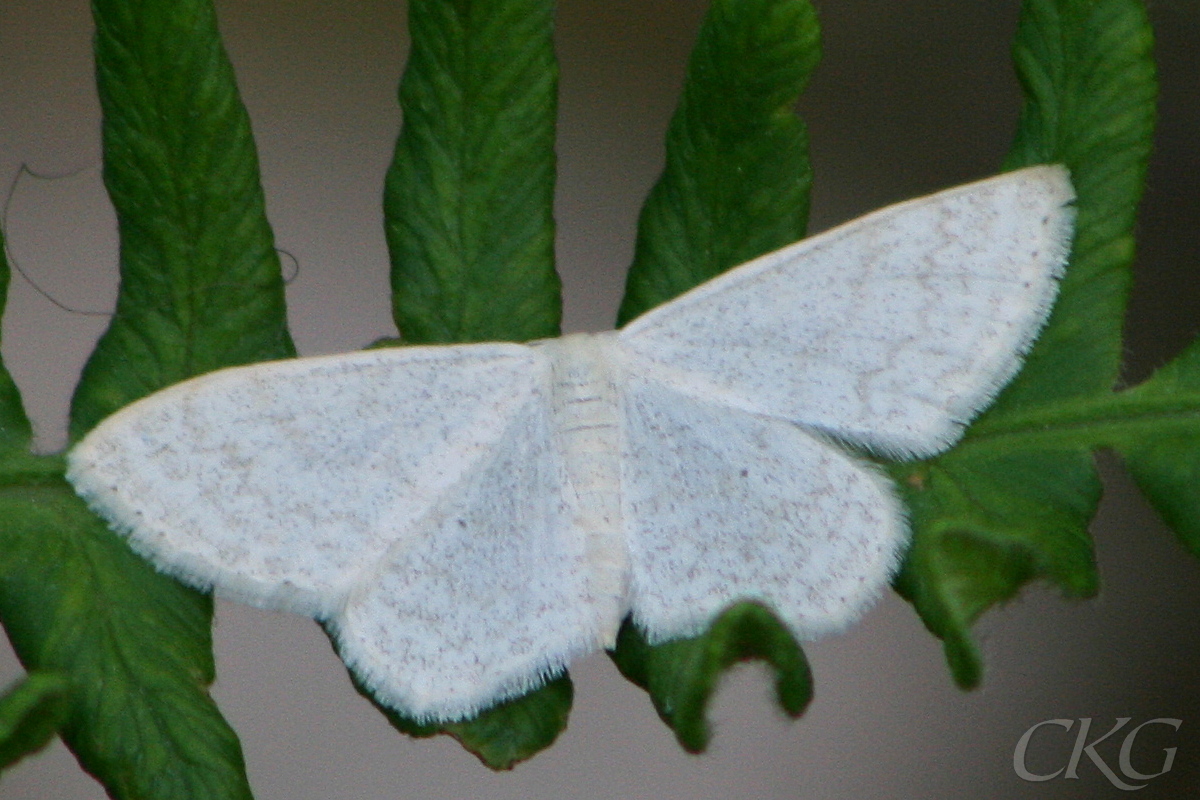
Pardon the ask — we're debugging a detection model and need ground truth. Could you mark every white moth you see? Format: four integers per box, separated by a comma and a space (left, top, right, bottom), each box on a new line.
67, 166, 1075, 723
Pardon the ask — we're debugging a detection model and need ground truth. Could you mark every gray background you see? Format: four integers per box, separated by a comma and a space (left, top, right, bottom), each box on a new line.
1, 1, 1197, 797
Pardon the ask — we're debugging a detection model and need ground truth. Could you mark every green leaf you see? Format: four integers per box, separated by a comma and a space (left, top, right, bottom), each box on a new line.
894, 449, 1102, 685
609, 0, 820, 750
0, 672, 70, 771
893, 0, 1156, 688
616, 0, 819, 325
1111, 341, 1200, 558
609, 604, 811, 754
367, 0, 566, 765
998, 0, 1156, 408
2, 0, 297, 794
384, 0, 560, 344
0, 226, 32, 455
69, 0, 295, 441
348, 663, 572, 771
0, 480, 252, 799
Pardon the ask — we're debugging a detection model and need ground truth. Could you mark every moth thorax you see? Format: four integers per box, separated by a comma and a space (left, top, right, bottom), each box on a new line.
540, 332, 628, 644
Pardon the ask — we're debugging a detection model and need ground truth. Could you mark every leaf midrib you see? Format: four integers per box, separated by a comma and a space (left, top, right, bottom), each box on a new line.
958, 387, 1200, 451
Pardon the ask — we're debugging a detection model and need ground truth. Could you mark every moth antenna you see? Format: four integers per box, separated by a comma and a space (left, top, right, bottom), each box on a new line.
3, 164, 301, 319
3, 163, 114, 317
278, 247, 301, 285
